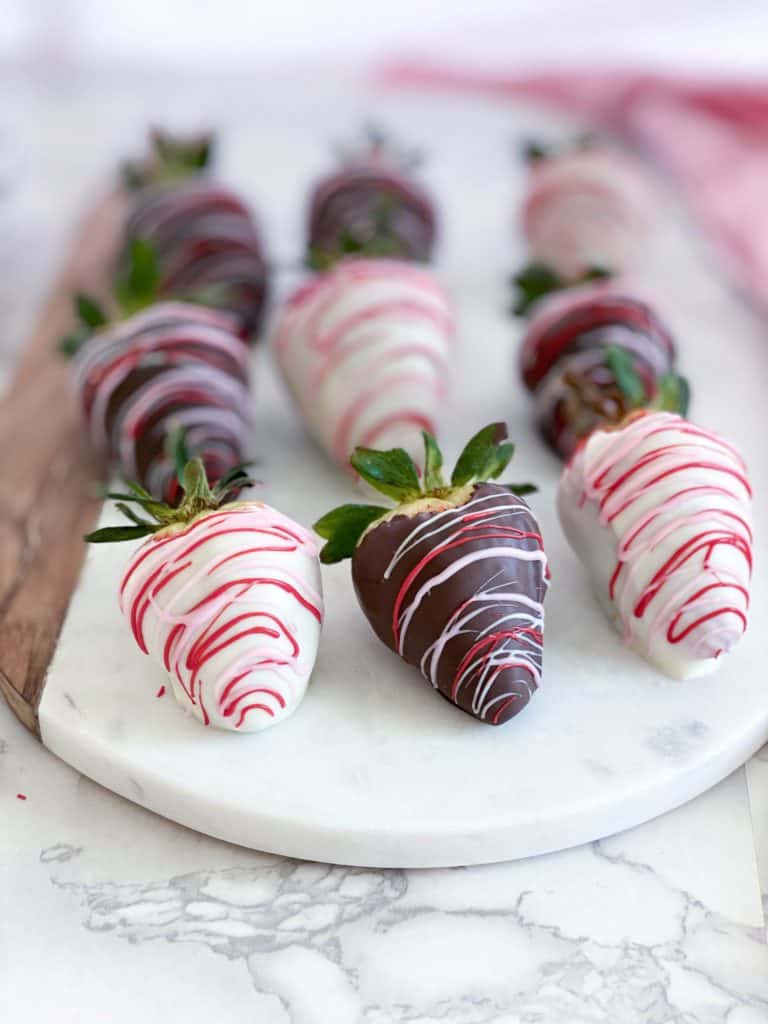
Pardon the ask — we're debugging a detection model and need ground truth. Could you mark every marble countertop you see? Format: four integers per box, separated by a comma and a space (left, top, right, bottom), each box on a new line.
4, 700, 768, 1021
2, 64, 767, 1021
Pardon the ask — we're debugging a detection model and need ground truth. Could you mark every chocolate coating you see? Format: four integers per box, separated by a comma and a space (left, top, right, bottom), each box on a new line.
73, 303, 251, 502
519, 287, 679, 459
123, 182, 269, 336
352, 483, 549, 725
307, 166, 437, 266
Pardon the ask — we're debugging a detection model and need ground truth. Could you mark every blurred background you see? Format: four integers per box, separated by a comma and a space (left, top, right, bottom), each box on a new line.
0, 0, 766, 388
1, 0, 768, 73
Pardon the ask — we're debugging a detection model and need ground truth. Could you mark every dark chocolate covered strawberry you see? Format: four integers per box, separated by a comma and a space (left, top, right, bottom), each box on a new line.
306, 125, 437, 270
62, 274, 251, 503
315, 425, 548, 725
121, 129, 268, 336
519, 280, 689, 459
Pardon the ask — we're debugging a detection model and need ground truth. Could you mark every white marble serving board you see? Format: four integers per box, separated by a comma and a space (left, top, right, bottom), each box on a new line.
38, 85, 768, 868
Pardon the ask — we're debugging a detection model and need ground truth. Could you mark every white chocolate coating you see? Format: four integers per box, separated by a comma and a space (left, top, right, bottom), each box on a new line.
119, 503, 324, 732
523, 148, 655, 280
273, 258, 454, 469
558, 412, 752, 679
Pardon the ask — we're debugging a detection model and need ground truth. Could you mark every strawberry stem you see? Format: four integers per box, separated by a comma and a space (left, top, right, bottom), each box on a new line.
314, 424, 537, 563
511, 262, 611, 317
121, 128, 214, 191
85, 455, 254, 544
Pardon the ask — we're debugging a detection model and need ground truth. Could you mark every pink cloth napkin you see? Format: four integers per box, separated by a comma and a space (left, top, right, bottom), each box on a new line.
381, 63, 768, 311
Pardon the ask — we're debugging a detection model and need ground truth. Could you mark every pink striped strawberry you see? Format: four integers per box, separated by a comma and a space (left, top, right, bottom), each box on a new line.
314, 424, 548, 725
86, 457, 323, 732
273, 257, 453, 472
513, 137, 655, 312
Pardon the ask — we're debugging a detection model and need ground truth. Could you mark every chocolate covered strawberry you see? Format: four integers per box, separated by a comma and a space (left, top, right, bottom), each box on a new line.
63, 280, 251, 503
273, 257, 454, 471
306, 125, 437, 270
559, 411, 752, 679
513, 139, 655, 313
86, 457, 324, 732
315, 425, 548, 725
523, 140, 654, 277
519, 280, 689, 458
121, 129, 268, 335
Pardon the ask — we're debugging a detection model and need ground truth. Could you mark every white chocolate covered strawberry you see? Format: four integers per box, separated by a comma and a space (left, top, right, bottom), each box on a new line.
558, 411, 752, 679
87, 460, 324, 732
273, 258, 454, 470
522, 142, 654, 283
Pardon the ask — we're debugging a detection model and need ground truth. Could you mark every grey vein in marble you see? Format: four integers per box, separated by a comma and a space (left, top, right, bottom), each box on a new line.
46, 840, 768, 1024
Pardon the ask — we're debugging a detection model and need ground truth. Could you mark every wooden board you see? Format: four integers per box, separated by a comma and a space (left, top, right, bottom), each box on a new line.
0, 195, 125, 735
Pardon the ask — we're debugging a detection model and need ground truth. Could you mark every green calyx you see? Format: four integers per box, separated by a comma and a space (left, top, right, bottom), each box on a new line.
313, 423, 536, 564
307, 195, 408, 271
519, 132, 599, 166
603, 345, 690, 416
334, 122, 424, 173
121, 128, 214, 191
60, 238, 162, 357
84, 444, 254, 545
114, 236, 162, 316
511, 262, 612, 318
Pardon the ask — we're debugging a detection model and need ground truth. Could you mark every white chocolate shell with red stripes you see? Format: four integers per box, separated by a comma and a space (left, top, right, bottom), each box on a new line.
273, 258, 454, 470
557, 411, 752, 679
523, 147, 655, 281
119, 502, 324, 731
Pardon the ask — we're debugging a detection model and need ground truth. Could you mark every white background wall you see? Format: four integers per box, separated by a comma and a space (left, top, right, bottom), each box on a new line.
2, 0, 768, 74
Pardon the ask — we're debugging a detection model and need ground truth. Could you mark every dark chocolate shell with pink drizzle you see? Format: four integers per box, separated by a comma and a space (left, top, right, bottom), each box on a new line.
122, 183, 268, 335
315, 425, 548, 725
558, 410, 752, 678
519, 281, 689, 459
68, 299, 251, 503
120, 129, 268, 335
306, 125, 437, 269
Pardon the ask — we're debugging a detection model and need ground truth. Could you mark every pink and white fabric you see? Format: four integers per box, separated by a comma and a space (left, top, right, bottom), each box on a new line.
382, 64, 768, 313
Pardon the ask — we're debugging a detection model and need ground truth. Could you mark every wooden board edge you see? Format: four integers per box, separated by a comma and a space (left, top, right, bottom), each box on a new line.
0, 190, 125, 736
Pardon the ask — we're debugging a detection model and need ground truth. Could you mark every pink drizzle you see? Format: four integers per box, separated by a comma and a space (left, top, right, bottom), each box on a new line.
571, 411, 752, 664
273, 258, 453, 469
120, 504, 323, 729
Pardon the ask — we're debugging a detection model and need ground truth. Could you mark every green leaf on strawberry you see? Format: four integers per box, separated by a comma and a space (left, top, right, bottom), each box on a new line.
75, 292, 108, 329
121, 128, 214, 191
350, 446, 422, 502
85, 445, 255, 544
115, 237, 161, 315
511, 262, 611, 317
422, 431, 445, 490
656, 373, 690, 416
314, 504, 389, 564
451, 422, 514, 486
604, 345, 646, 406
314, 423, 537, 564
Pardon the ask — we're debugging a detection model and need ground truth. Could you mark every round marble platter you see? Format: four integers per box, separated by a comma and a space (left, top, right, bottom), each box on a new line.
40, 283, 768, 867
39, 94, 768, 868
